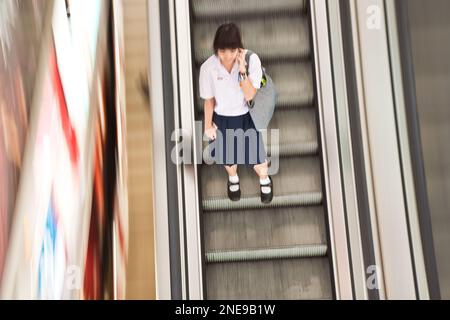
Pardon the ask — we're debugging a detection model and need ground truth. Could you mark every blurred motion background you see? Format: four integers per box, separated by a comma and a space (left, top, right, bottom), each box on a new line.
1, 0, 450, 300
0, 0, 154, 300
1, 0, 45, 286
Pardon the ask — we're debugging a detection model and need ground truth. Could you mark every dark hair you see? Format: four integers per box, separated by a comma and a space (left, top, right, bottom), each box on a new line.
213, 23, 243, 54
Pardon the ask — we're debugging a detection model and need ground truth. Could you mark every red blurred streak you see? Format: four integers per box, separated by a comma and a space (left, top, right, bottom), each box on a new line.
83, 116, 105, 300
49, 47, 79, 166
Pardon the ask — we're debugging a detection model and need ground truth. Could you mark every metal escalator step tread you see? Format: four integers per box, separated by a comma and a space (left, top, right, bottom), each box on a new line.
204, 206, 327, 251
270, 140, 319, 157
202, 140, 318, 163
205, 257, 332, 299
269, 62, 314, 107
193, 16, 310, 64
200, 107, 319, 160
268, 107, 318, 143
202, 191, 322, 212
194, 61, 315, 113
192, 0, 307, 19
201, 156, 322, 199
195, 100, 314, 116
206, 244, 328, 263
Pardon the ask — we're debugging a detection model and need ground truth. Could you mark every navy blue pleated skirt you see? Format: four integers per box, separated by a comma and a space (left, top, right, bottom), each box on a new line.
208, 112, 267, 166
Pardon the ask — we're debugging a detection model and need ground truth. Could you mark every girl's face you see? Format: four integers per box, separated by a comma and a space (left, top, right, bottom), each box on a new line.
217, 48, 239, 66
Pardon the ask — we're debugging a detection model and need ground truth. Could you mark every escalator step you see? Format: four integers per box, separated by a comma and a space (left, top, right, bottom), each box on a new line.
261, 140, 319, 158
202, 192, 322, 212
206, 244, 327, 263
193, 16, 310, 64
270, 140, 319, 157
190, 0, 332, 300
192, 0, 306, 19
202, 140, 318, 164
205, 257, 332, 299
196, 99, 314, 116
199, 99, 318, 152
194, 60, 314, 113
201, 156, 322, 199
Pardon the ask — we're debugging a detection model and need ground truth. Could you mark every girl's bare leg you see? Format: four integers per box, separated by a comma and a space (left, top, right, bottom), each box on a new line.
253, 160, 269, 179
224, 164, 238, 177
225, 165, 239, 193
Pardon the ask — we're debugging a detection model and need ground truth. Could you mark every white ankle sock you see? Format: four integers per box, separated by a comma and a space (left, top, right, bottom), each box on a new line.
229, 175, 239, 192
260, 177, 271, 194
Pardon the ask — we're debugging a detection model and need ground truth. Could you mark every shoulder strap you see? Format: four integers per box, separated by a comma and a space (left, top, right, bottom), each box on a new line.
244, 49, 254, 74
245, 49, 266, 78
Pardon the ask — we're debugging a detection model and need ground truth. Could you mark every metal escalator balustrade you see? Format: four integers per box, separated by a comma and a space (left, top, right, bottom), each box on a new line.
191, 0, 334, 299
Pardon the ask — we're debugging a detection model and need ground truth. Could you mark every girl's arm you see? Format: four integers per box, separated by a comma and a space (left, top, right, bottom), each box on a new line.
199, 63, 217, 139
237, 49, 257, 102
239, 74, 257, 102
204, 97, 217, 140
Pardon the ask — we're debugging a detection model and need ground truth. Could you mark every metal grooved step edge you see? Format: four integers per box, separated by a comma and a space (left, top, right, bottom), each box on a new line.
202, 192, 323, 212
206, 244, 328, 263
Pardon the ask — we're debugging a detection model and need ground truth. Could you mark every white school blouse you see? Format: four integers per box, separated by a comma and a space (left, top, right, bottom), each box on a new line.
199, 52, 263, 117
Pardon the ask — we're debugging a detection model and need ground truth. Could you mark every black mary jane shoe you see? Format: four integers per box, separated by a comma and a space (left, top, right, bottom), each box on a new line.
260, 176, 273, 204
227, 180, 241, 202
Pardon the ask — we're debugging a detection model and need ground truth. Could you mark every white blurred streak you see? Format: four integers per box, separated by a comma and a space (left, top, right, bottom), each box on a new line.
0, 0, 18, 65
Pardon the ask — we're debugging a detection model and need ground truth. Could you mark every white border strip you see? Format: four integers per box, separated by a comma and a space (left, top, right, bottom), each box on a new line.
350, 0, 415, 299
385, 0, 429, 299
